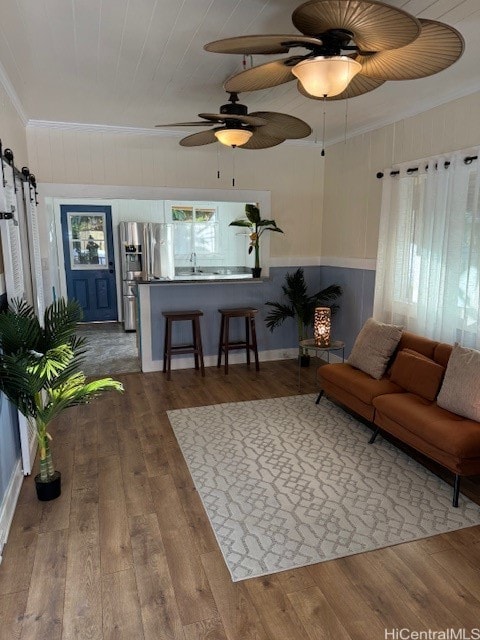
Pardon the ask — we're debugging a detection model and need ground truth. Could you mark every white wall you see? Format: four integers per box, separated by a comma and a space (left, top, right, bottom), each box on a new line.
0, 82, 27, 557
0, 82, 28, 298
43, 192, 271, 313
321, 91, 480, 263
26, 128, 325, 263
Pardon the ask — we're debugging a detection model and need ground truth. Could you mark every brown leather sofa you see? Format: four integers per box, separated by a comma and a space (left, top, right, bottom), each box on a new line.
317, 331, 480, 507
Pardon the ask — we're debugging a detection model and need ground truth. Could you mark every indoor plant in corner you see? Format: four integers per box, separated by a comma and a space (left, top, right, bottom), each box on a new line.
265, 267, 343, 366
0, 297, 123, 501
229, 203, 284, 278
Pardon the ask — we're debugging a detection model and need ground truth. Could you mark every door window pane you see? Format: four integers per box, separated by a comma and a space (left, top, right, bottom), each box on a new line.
67, 213, 108, 269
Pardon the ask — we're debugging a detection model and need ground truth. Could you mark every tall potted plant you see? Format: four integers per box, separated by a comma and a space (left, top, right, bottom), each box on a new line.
229, 204, 284, 277
265, 268, 342, 366
0, 298, 123, 500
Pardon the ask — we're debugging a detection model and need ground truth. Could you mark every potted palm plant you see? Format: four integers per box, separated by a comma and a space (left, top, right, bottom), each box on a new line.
0, 297, 123, 501
265, 268, 343, 366
229, 203, 284, 277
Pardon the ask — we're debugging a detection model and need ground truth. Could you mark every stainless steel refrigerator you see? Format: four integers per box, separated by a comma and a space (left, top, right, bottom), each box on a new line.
119, 221, 174, 331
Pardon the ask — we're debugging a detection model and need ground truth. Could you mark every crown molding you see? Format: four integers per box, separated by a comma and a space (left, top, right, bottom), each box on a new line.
26, 120, 180, 137
26, 118, 319, 147
0, 61, 28, 126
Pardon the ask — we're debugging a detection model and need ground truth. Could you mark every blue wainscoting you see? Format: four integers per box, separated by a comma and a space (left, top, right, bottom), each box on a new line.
148, 266, 324, 362
0, 394, 21, 495
144, 264, 375, 368
0, 392, 22, 542
320, 266, 375, 356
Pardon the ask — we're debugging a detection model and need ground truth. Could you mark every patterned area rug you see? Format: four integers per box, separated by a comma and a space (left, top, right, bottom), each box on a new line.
167, 395, 480, 581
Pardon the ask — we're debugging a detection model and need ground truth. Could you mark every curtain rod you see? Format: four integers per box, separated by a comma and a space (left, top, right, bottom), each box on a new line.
376, 154, 478, 179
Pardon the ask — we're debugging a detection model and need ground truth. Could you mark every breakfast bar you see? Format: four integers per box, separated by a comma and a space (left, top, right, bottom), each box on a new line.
136, 269, 300, 372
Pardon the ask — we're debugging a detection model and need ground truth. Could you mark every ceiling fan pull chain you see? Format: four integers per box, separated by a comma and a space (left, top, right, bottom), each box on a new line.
344, 97, 349, 145
321, 95, 326, 157
232, 147, 236, 187
217, 145, 221, 179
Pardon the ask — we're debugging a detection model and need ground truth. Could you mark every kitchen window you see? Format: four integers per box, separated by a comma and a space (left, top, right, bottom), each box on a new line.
171, 205, 218, 257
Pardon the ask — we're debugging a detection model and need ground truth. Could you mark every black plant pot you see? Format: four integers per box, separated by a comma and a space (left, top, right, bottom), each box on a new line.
35, 470, 61, 501
299, 354, 311, 368
251, 267, 262, 278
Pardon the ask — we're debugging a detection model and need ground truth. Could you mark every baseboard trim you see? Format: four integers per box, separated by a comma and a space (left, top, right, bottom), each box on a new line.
0, 459, 23, 563
141, 347, 344, 373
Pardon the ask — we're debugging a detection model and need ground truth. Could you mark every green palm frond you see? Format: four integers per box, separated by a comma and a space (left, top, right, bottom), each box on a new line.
265, 268, 343, 340
41, 298, 83, 351
29, 344, 74, 382
265, 302, 295, 331
0, 296, 123, 480
0, 353, 43, 417
312, 284, 344, 308
41, 374, 124, 424
0, 299, 42, 354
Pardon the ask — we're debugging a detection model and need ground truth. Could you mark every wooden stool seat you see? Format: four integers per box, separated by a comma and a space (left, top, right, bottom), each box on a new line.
162, 310, 205, 380
217, 307, 259, 374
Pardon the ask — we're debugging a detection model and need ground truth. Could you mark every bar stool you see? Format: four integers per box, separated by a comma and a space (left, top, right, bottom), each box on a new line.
162, 310, 205, 381
217, 307, 259, 374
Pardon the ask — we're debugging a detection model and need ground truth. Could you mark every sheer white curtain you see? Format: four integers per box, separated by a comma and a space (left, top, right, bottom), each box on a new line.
374, 148, 480, 348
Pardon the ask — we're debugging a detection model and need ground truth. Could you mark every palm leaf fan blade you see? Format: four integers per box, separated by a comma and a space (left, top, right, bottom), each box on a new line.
224, 58, 297, 93
249, 112, 312, 140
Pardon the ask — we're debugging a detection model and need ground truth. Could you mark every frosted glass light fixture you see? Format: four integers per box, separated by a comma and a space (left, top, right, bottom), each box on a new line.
314, 307, 331, 347
214, 128, 252, 147
292, 56, 362, 97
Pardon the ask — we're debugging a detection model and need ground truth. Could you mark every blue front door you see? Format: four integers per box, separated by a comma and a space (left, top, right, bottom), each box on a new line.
61, 204, 118, 322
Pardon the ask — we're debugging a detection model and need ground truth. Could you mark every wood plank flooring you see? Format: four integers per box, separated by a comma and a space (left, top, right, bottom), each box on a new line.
1, 360, 480, 639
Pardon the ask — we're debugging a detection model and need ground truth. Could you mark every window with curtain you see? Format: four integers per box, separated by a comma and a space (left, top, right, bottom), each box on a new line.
171, 205, 218, 257
373, 148, 480, 348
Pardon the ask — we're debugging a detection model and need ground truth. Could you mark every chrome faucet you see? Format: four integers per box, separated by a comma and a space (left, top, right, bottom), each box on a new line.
190, 251, 197, 273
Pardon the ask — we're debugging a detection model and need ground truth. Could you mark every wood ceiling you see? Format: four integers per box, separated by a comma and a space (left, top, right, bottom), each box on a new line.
0, 0, 478, 145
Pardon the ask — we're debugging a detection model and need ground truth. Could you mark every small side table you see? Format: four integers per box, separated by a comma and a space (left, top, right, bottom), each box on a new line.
298, 338, 345, 386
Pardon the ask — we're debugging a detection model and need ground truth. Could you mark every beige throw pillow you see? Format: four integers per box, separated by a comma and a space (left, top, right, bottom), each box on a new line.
348, 318, 403, 380
437, 344, 480, 421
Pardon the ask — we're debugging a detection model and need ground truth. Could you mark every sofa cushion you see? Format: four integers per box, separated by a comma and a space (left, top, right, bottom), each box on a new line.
397, 332, 438, 359
437, 345, 480, 421
348, 318, 403, 380
373, 393, 480, 459
390, 350, 445, 402
319, 363, 403, 405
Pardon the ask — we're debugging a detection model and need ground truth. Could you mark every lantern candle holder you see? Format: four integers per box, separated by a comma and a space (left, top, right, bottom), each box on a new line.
314, 307, 331, 347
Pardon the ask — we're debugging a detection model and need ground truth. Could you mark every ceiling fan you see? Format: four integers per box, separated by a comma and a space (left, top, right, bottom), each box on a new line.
204, 0, 464, 101
155, 92, 312, 149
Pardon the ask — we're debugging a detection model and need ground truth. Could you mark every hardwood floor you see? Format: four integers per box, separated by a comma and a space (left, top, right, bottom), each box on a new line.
1, 360, 480, 639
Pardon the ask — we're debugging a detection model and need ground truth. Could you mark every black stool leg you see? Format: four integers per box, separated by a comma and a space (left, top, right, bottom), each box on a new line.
245, 316, 251, 366
224, 316, 230, 374
163, 318, 168, 373
192, 318, 199, 370
165, 318, 172, 381
217, 315, 225, 368
195, 316, 205, 377
453, 474, 460, 507
250, 315, 259, 371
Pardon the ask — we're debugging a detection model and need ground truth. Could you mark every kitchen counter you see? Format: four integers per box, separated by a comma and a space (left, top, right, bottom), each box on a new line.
139, 274, 265, 283
136, 276, 271, 372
